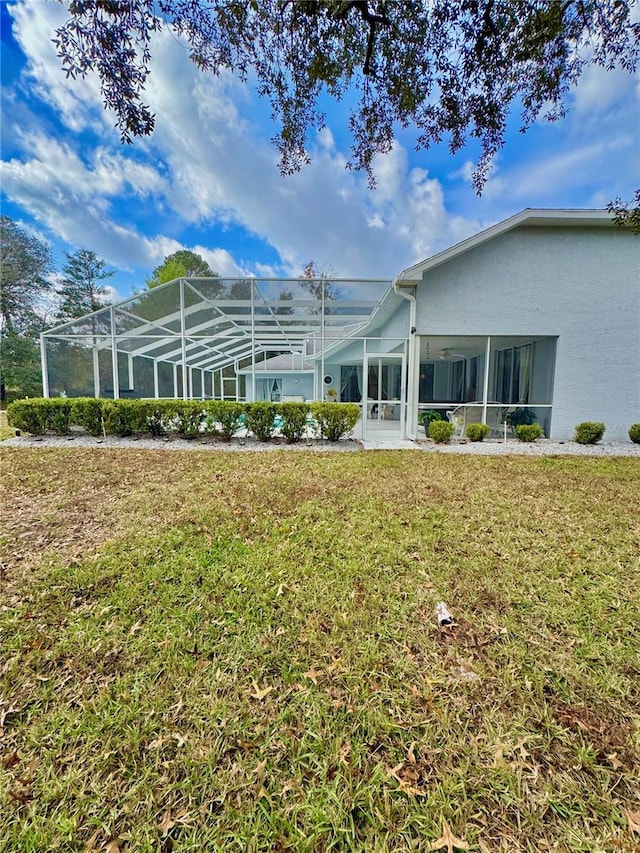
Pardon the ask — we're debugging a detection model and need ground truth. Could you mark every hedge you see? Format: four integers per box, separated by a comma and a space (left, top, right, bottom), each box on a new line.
7, 398, 362, 443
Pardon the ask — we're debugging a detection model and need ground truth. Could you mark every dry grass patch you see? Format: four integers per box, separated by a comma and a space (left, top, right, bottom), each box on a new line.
1, 449, 639, 852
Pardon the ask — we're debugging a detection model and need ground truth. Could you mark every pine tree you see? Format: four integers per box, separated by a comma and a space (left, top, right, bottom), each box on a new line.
57, 249, 114, 322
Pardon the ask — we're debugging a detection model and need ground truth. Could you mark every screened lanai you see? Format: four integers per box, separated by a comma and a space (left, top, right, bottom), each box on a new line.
41, 276, 393, 405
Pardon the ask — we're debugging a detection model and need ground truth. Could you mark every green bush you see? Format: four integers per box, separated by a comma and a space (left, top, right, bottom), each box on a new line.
428, 420, 455, 443
309, 402, 360, 441
418, 410, 442, 431
7, 398, 48, 435
42, 398, 72, 435
628, 424, 640, 444
279, 402, 309, 443
7, 398, 74, 436
70, 398, 104, 436
515, 423, 543, 442
506, 407, 537, 428
245, 401, 278, 441
205, 401, 245, 441
574, 421, 605, 445
141, 400, 169, 436
172, 401, 205, 439
102, 400, 149, 436
465, 422, 490, 442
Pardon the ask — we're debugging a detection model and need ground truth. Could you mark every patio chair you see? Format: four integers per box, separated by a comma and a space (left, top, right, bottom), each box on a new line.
446, 405, 467, 436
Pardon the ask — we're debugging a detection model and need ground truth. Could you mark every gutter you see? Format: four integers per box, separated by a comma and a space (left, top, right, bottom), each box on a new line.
393, 278, 418, 440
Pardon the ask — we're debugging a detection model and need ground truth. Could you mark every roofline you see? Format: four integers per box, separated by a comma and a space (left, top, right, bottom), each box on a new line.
395, 208, 616, 283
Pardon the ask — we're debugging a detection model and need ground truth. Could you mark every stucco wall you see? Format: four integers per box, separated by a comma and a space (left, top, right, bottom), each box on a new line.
244, 374, 314, 402
414, 225, 640, 439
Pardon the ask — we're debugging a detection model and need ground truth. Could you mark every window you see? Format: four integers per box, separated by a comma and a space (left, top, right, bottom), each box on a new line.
494, 343, 532, 404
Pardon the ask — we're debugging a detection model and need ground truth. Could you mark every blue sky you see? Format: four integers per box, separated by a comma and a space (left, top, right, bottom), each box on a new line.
1, 0, 639, 300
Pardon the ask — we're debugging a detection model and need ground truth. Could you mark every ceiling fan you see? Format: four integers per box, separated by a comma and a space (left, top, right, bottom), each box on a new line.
438, 348, 466, 360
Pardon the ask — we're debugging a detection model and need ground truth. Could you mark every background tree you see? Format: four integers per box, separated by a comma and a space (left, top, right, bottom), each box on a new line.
0, 217, 53, 401
0, 334, 43, 400
0, 215, 53, 334
55, 0, 639, 193
146, 250, 218, 288
301, 260, 341, 302
56, 249, 114, 322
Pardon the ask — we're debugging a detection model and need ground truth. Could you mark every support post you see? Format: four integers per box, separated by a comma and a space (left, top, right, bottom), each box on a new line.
110, 307, 120, 399
127, 354, 134, 391
40, 333, 49, 398
153, 359, 159, 398
173, 363, 178, 398
180, 279, 188, 400
251, 280, 256, 402
481, 336, 491, 424
320, 277, 325, 401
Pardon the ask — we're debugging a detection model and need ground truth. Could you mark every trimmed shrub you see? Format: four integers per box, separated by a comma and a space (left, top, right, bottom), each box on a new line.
7, 398, 48, 435
428, 420, 455, 444
310, 402, 360, 441
574, 421, 605, 445
172, 401, 205, 439
205, 401, 245, 441
245, 401, 278, 441
465, 422, 490, 442
43, 398, 72, 434
70, 398, 104, 436
515, 423, 543, 442
279, 402, 309, 443
102, 400, 149, 436
628, 424, 640, 444
141, 400, 169, 436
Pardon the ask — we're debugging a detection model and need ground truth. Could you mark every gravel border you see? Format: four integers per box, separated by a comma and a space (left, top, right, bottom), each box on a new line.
2, 433, 639, 456
0, 434, 362, 453
416, 438, 640, 457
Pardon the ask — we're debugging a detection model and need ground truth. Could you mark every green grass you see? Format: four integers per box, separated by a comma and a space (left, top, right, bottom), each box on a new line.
0, 409, 16, 441
1, 449, 639, 852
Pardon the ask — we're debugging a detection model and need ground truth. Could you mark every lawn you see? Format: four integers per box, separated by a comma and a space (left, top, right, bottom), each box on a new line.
1, 448, 639, 852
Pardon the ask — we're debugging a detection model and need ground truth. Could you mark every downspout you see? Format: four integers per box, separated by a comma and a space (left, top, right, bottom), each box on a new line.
393, 278, 418, 440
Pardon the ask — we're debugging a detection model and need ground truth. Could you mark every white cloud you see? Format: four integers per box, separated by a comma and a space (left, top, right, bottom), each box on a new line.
5, 0, 636, 295
4, 11, 475, 281
9, 1, 106, 133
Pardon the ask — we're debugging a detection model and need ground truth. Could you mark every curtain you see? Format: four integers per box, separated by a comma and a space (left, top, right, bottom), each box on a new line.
518, 344, 532, 403
340, 365, 362, 402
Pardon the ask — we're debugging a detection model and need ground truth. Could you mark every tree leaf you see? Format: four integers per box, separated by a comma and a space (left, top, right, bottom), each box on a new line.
625, 809, 640, 834
302, 667, 322, 685
250, 679, 273, 700
429, 818, 470, 851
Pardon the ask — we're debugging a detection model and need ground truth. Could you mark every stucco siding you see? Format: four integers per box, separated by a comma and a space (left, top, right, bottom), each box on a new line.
414, 225, 639, 439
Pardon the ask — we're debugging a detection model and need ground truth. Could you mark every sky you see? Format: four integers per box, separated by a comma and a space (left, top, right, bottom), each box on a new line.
1, 0, 639, 301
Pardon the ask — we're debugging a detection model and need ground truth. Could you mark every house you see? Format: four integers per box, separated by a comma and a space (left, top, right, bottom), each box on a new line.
398, 209, 639, 441
41, 209, 639, 440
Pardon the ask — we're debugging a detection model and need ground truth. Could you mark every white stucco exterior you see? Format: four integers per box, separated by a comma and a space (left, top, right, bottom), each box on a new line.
399, 211, 639, 440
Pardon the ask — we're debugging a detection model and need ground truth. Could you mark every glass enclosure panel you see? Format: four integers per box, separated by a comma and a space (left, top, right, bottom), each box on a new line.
489, 337, 556, 405
45, 337, 100, 398
43, 279, 394, 401
157, 361, 176, 397
418, 336, 487, 408
119, 282, 182, 324
366, 355, 404, 425
132, 356, 155, 397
